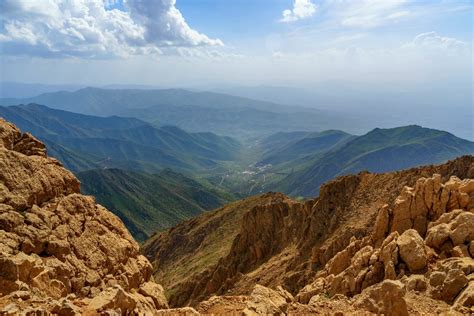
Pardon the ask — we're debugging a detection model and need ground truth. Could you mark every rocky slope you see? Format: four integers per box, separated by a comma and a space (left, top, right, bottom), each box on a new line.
145, 155, 474, 314
0, 118, 169, 314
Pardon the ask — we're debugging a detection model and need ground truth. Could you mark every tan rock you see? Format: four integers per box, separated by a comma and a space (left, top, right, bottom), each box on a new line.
243, 284, 290, 315
155, 307, 200, 315
296, 278, 325, 304
197, 295, 248, 314
454, 281, 474, 310
354, 280, 408, 316
139, 281, 169, 309
440, 269, 469, 303
397, 229, 427, 272
405, 275, 427, 293
86, 285, 136, 313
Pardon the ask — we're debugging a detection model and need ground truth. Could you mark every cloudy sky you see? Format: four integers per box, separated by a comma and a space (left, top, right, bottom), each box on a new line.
0, 0, 472, 89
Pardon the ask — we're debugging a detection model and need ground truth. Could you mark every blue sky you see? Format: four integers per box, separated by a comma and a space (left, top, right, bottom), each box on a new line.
0, 0, 472, 88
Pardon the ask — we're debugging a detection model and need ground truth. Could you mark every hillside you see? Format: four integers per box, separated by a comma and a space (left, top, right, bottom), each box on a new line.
143, 155, 474, 315
0, 103, 241, 173
0, 87, 359, 138
274, 125, 474, 196
78, 168, 234, 242
257, 130, 354, 166
142, 193, 286, 298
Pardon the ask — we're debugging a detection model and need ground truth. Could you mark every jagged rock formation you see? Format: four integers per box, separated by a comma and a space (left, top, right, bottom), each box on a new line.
188, 173, 474, 315
146, 155, 474, 314
0, 119, 168, 314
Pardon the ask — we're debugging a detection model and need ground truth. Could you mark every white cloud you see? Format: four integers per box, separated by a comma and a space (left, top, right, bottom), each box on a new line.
0, 0, 222, 58
406, 31, 468, 52
127, 0, 223, 47
280, 0, 317, 23
338, 0, 410, 28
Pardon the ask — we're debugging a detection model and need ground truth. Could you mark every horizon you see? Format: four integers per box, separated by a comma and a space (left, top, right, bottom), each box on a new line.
1, 0, 472, 140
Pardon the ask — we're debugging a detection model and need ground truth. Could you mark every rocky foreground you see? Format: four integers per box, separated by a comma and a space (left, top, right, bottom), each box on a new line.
0, 119, 168, 314
0, 118, 473, 315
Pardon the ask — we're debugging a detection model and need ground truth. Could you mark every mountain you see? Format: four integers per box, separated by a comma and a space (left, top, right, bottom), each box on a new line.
0, 103, 241, 173
257, 130, 354, 166
77, 168, 234, 242
0, 87, 361, 138
142, 155, 474, 314
0, 86, 312, 115
0, 82, 85, 98
142, 193, 283, 298
273, 125, 474, 197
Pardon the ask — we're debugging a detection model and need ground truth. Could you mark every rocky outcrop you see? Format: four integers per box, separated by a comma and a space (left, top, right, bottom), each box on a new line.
193, 172, 473, 315
295, 174, 474, 314
196, 284, 293, 315
158, 155, 473, 308
353, 280, 408, 316
0, 119, 168, 314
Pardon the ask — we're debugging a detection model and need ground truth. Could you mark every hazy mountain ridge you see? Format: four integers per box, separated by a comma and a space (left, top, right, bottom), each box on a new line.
0, 87, 362, 138
0, 103, 241, 173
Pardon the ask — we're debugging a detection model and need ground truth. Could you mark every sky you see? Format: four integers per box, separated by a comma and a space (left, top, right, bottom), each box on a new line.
0, 0, 472, 138
0, 0, 471, 87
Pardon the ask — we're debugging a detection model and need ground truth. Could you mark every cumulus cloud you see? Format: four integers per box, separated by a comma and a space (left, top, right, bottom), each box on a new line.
0, 0, 222, 58
280, 0, 317, 23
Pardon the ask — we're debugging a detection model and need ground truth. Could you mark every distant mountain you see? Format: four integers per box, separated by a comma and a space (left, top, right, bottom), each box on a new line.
275, 125, 474, 197
0, 87, 359, 138
0, 104, 241, 173
0, 82, 85, 98
78, 168, 233, 242
257, 130, 354, 166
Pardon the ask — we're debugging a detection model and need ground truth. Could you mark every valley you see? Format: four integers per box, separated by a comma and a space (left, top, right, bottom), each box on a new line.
1, 94, 473, 242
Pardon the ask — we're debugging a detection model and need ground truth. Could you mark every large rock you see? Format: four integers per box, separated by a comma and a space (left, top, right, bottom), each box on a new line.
397, 229, 427, 272
354, 280, 408, 316
139, 281, 169, 309
0, 119, 167, 313
454, 281, 474, 311
86, 285, 137, 313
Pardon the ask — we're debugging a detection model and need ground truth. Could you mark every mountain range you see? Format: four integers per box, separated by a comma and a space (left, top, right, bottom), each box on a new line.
271, 125, 474, 196
0, 87, 362, 138
0, 103, 241, 173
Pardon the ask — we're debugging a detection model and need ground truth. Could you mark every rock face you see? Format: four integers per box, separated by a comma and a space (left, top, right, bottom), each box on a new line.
0, 119, 168, 314
144, 154, 473, 314
151, 153, 474, 309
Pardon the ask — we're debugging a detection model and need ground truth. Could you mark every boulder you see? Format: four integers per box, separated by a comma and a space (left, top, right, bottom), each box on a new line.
243, 285, 291, 315
354, 280, 408, 316
397, 229, 427, 272
139, 281, 169, 309
86, 285, 137, 313
454, 281, 474, 310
